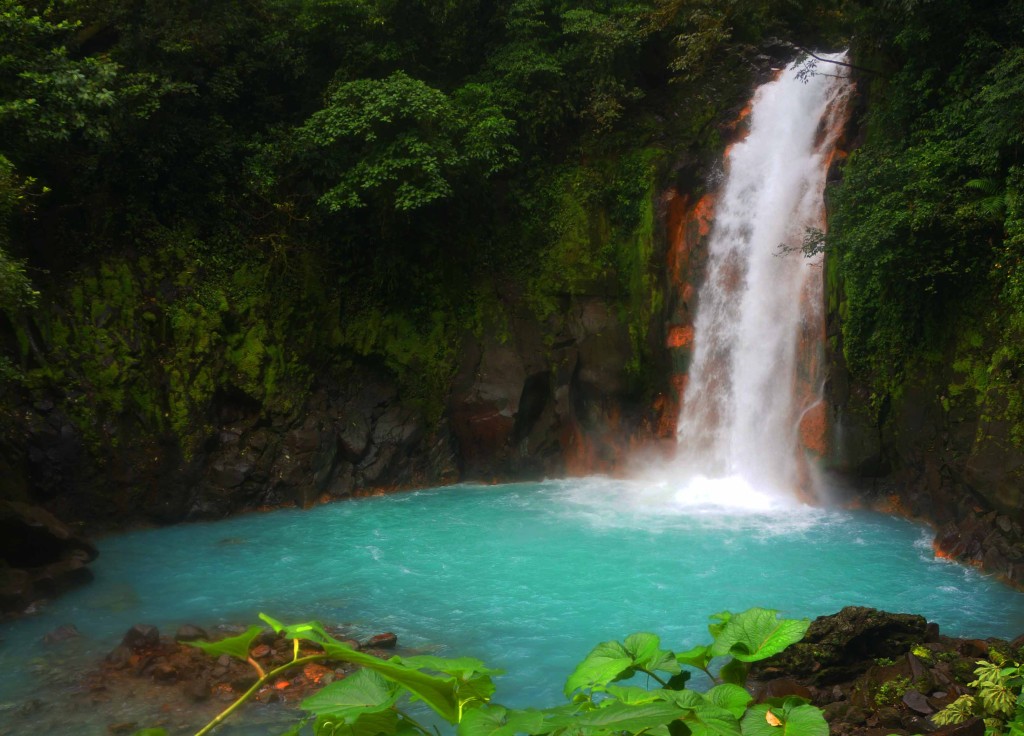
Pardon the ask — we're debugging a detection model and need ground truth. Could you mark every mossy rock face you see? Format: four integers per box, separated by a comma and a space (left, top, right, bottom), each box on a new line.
755, 607, 929, 685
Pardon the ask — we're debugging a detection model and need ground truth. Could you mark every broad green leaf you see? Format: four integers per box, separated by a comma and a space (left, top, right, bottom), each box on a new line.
186, 625, 263, 662
564, 640, 634, 696
395, 715, 430, 736
708, 611, 733, 639
705, 684, 753, 718
658, 688, 705, 709
677, 644, 713, 671
456, 673, 498, 706
684, 704, 744, 736
624, 633, 681, 676
399, 655, 501, 705
605, 685, 669, 705
719, 659, 749, 686
301, 668, 401, 720
322, 641, 461, 723
661, 689, 743, 736
130, 730, 168, 736
260, 612, 286, 632
741, 700, 828, 736
259, 614, 338, 647
547, 700, 692, 734
458, 705, 546, 736
565, 634, 680, 697
400, 655, 504, 678
710, 609, 809, 663
313, 709, 398, 736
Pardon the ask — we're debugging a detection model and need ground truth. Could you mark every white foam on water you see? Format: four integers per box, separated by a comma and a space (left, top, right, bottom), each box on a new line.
541, 475, 825, 535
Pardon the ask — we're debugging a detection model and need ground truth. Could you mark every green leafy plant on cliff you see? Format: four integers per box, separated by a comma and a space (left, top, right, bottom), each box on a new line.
932, 654, 1024, 736
132, 607, 825, 736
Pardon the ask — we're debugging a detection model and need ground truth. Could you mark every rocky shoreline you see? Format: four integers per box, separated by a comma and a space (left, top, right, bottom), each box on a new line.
753, 606, 1023, 736
6, 606, 1021, 736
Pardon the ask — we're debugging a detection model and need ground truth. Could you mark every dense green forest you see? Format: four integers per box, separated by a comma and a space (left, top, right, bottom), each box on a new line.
1, 0, 1023, 526
0, 0, 838, 477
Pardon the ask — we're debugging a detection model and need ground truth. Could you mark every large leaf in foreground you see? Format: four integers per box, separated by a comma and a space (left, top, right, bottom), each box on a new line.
260, 615, 463, 723
301, 668, 400, 721
710, 609, 809, 663
458, 705, 547, 736
402, 655, 502, 703
322, 642, 462, 723
741, 700, 828, 736
677, 644, 713, 672
186, 625, 263, 662
259, 613, 334, 646
400, 656, 504, 679
564, 633, 678, 697
624, 633, 681, 676
547, 700, 692, 734
313, 709, 398, 736
660, 688, 743, 736
564, 640, 636, 696
706, 684, 754, 718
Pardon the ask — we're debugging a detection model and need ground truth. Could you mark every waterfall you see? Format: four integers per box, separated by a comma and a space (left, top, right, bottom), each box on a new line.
673, 53, 852, 502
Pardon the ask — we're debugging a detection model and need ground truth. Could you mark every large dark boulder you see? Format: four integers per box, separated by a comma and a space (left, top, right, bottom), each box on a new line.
0, 501, 98, 614
755, 606, 930, 685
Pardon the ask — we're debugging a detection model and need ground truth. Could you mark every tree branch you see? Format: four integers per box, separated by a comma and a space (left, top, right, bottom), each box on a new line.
790, 43, 888, 79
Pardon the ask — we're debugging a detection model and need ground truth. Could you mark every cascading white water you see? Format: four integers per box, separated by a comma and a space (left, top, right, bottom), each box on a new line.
673, 53, 851, 503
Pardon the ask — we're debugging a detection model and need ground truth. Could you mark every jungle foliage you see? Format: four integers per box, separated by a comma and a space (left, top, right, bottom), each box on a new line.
0, 0, 842, 454
826, 0, 1024, 440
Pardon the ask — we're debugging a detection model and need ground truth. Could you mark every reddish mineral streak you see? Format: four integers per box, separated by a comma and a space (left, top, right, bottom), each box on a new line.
790, 82, 853, 495
660, 188, 716, 442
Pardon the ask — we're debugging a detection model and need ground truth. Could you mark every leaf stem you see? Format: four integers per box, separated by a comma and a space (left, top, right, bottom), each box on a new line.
639, 669, 669, 688
193, 654, 330, 736
247, 656, 266, 679
700, 666, 718, 685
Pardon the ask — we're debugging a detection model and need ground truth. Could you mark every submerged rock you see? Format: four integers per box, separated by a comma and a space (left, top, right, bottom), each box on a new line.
122, 624, 160, 651
174, 624, 209, 642
364, 632, 398, 649
43, 623, 81, 644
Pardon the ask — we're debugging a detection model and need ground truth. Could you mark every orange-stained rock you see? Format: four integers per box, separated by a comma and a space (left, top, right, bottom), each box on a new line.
303, 663, 331, 684
666, 325, 695, 349
799, 402, 827, 457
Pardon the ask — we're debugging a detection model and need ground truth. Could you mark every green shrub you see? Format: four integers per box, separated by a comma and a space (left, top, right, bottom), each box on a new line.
134, 607, 827, 736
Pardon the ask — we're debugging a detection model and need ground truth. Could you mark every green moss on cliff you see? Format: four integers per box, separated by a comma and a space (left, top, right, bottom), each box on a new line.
830, 0, 1024, 447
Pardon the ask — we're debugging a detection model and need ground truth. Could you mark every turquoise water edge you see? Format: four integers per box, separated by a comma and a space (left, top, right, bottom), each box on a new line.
1, 479, 1022, 734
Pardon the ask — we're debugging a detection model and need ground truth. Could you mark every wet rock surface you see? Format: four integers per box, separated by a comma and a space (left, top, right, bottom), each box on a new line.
448, 300, 664, 480
0, 501, 98, 615
10, 622, 408, 735
10, 300, 665, 546
825, 341, 1024, 588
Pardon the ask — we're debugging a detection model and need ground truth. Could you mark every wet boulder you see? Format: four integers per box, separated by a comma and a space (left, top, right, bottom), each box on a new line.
0, 501, 98, 614
754, 607, 930, 685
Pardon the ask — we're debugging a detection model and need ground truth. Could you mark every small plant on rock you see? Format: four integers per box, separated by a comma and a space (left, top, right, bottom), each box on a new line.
932, 655, 1024, 736
874, 676, 912, 708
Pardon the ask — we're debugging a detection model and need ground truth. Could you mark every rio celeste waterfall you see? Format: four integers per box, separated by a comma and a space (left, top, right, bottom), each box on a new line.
669, 53, 852, 506
3, 53, 1021, 736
